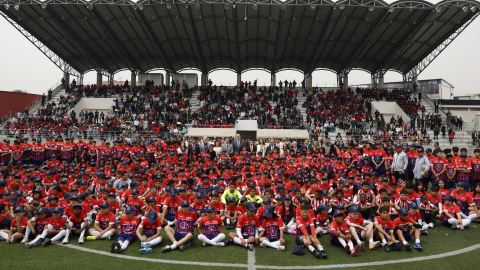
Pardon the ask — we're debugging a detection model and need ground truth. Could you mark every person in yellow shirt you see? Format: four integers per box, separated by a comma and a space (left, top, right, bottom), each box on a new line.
221, 182, 243, 205
245, 188, 263, 206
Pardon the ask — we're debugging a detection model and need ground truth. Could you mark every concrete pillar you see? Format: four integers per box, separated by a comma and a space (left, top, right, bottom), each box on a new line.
237, 73, 241, 86
166, 73, 170, 87
378, 77, 384, 88
63, 73, 70, 88
201, 73, 206, 87
271, 73, 276, 87
96, 73, 102, 87
343, 76, 348, 90
307, 74, 312, 89
131, 72, 136, 88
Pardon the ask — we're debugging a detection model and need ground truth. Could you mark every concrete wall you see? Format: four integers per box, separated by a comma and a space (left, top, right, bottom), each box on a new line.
186, 127, 309, 140
235, 120, 258, 131
371, 101, 410, 123
138, 73, 164, 86
70, 98, 114, 120
172, 73, 198, 87
444, 109, 477, 125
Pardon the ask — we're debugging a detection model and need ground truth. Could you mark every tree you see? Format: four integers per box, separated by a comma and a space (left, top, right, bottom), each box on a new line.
12, 89, 27, 93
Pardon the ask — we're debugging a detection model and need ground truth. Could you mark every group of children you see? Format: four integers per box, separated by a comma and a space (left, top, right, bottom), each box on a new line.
1, 139, 480, 260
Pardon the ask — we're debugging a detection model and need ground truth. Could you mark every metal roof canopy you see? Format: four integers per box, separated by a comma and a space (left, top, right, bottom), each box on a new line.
1, 0, 479, 83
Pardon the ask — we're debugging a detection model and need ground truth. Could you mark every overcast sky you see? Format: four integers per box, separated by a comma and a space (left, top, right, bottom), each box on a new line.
1, 0, 478, 96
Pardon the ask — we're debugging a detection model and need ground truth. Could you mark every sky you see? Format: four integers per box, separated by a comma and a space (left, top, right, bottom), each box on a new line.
1, 0, 479, 96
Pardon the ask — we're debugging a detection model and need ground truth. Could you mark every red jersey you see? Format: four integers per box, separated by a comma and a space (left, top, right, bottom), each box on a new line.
95, 211, 116, 230
49, 216, 67, 230
139, 218, 162, 235
237, 214, 260, 237
198, 215, 223, 237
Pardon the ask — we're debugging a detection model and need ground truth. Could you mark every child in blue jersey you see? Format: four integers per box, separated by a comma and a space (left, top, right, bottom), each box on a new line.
24, 207, 50, 248
258, 205, 286, 251
225, 202, 259, 250
162, 200, 196, 253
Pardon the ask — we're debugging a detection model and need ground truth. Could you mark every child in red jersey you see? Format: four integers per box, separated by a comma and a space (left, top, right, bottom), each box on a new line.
373, 206, 401, 252
393, 208, 423, 251
407, 202, 429, 234
315, 205, 330, 236
63, 203, 89, 244
42, 207, 68, 247
296, 206, 327, 259
226, 202, 259, 250
197, 205, 225, 247
225, 197, 239, 230
330, 210, 361, 257
162, 200, 196, 253
346, 205, 380, 251
136, 211, 162, 254
87, 202, 116, 241
257, 204, 285, 251
24, 207, 50, 247
0, 206, 28, 243
441, 195, 470, 230
111, 206, 139, 254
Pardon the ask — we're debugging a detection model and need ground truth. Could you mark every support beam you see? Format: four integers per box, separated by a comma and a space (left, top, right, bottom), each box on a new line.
135, 7, 175, 73
271, 73, 276, 87
186, 6, 207, 73
237, 73, 241, 87
307, 74, 312, 89
201, 73, 206, 87
44, 6, 112, 73
271, 10, 285, 73
166, 73, 171, 88
343, 76, 349, 91
378, 77, 384, 88
131, 72, 136, 88
306, 5, 335, 74
87, 7, 143, 72
96, 73, 102, 87
232, 5, 242, 73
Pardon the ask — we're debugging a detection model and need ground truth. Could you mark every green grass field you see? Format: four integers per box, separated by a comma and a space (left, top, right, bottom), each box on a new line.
1, 222, 479, 270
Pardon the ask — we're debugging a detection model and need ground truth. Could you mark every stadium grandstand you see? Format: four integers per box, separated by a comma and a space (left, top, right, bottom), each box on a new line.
1, 1, 480, 268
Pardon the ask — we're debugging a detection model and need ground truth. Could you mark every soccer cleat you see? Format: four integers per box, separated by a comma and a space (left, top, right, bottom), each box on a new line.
116, 243, 122, 254
350, 245, 361, 257
111, 242, 117, 253
344, 245, 351, 254
33, 239, 43, 247
259, 243, 266, 248
86, 236, 96, 241
421, 231, 428, 236
25, 243, 33, 249
369, 241, 381, 250
313, 250, 321, 258
10, 238, 18, 244
277, 245, 285, 251
225, 239, 235, 246
414, 243, 423, 250
247, 244, 254, 251
451, 225, 457, 230
106, 236, 111, 240
384, 245, 391, 253
21, 237, 28, 244
471, 219, 480, 224
320, 250, 328, 259
140, 248, 153, 254
62, 237, 69, 244
428, 223, 434, 228
78, 236, 85, 244
405, 243, 411, 251
179, 245, 184, 252
290, 230, 297, 235
162, 245, 172, 253
141, 242, 151, 249
359, 241, 365, 251
216, 242, 225, 247
202, 242, 207, 247
43, 239, 52, 247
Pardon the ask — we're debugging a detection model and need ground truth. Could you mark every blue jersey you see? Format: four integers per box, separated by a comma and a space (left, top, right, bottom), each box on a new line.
175, 210, 197, 234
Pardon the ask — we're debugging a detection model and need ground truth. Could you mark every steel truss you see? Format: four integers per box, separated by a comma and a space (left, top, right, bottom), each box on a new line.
0, 10, 81, 78
405, 10, 480, 81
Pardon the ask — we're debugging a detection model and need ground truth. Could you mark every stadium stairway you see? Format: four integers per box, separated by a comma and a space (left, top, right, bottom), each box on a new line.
30, 89, 66, 117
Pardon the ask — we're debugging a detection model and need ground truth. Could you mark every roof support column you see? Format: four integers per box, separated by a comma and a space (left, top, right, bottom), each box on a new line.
343, 76, 349, 91
63, 73, 70, 89
271, 73, 276, 87
378, 77, 384, 88
131, 72, 136, 88
201, 73, 206, 87
237, 73, 242, 87
411, 77, 418, 90
166, 73, 171, 88
96, 72, 102, 88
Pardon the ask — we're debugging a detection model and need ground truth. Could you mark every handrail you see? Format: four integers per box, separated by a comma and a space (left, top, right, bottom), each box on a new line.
417, 86, 474, 134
